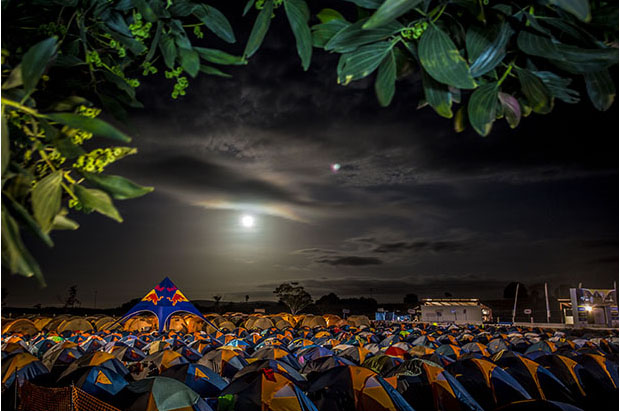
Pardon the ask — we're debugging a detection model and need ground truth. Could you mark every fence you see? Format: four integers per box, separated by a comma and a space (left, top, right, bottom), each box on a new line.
17, 381, 119, 411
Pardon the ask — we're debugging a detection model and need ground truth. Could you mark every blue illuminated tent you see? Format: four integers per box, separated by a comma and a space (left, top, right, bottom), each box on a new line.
115, 277, 217, 332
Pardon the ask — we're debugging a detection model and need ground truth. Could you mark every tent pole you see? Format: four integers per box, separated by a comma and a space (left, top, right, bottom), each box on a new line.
512, 283, 520, 324
544, 283, 551, 323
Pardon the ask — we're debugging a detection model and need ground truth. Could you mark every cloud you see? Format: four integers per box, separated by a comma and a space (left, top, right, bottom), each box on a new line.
315, 256, 384, 266
373, 240, 467, 253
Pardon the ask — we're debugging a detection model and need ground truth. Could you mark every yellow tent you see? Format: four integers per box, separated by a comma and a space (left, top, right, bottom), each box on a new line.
1, 319, 38, 335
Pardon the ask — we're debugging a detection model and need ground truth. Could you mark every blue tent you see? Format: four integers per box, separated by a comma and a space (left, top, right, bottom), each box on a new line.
116, 277, 216, 332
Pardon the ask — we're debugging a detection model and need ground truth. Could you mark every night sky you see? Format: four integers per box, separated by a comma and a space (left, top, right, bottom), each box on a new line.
2, 3, 618, 308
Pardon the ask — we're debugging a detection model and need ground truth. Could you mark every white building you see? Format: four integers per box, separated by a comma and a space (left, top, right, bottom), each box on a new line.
419, 298, 492, 324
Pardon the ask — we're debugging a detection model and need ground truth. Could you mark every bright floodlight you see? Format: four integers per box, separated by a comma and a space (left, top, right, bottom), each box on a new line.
331, 163, 341, 172
240, 215, 255, 228
585, 305, 593, 312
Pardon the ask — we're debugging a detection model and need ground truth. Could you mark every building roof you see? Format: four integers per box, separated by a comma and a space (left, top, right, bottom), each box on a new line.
421, 299, 480, 307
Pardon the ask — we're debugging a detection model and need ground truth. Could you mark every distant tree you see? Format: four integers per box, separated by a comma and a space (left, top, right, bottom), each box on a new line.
245, 295, 250, 303
33, 303, 42, 310
504, 282, 529, 299
213, 295, 222, 310
404, 293, 419, 306
274, 283, 313, 315
63, 285, 81, 308
316, 293, 340, 306
118, 298, 141, 313
1, 288, 7, 307
444, 292, 453, 298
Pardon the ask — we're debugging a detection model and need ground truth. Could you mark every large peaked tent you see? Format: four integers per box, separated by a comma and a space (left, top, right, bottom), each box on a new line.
115, 277, 216, 332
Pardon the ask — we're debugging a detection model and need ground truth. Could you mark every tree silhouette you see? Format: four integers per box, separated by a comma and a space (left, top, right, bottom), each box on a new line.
316, 293, 340, 306
404, 293, 419, 306
274, 283, 313, 315
245, 295, 249, 303
63, 285, 81, 308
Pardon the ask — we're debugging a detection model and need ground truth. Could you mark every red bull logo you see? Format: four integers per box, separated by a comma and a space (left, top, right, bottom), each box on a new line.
168, 290, 189, 306
142, 289, 163, 305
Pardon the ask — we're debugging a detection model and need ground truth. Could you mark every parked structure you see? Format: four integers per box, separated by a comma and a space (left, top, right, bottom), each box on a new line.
419, 299, 492, 324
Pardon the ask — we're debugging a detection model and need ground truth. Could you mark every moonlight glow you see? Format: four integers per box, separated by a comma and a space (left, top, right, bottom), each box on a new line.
240, 215, 255, 228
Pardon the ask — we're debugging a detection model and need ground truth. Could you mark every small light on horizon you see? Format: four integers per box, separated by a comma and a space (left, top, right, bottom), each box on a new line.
331, 163, 341, 172
240, 214, 255, 228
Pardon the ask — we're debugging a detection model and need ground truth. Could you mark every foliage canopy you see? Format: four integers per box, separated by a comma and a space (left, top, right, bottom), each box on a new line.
1, 0, 618, 284
274, 282, 313, 314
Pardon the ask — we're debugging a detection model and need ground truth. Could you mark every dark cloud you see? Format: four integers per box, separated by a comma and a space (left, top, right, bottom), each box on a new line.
315, 256, 384, 266
135, 155, 302, 205
374, 240, 467, 254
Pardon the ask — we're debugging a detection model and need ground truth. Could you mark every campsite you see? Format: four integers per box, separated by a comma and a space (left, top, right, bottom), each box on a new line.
2, 278, 618, 411
2, 0, 619, 410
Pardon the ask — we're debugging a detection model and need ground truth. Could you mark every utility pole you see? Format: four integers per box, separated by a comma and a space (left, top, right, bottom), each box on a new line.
544, 283, 551, 323
512, 283, 520, 324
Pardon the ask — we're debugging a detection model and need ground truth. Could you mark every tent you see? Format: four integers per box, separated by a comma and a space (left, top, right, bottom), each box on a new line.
114, 277, 216, 332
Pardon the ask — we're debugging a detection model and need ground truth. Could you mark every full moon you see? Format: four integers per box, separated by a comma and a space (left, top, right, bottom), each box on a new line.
240, 215, 255, 228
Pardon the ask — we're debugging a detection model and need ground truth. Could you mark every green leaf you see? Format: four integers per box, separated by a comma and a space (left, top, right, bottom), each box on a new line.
195, 47, 247, 65
105, 12, 133, 37
421, 69, 452, 118
21, 37, 57, 97
145, 21, 163, 62
375, 50, 396, 107
243, 0, 256, 16
81, 172, 154, 200
199, 65, 232, 78
178, 47, 200, 77
549, 0, 590, 22
1, 113, 9, 177
533, 71, 579, 104
2, 65, 23, 90
419, 25, 476, 89
454, 106, 466, 133
1, 206, 44, 285
337, 41, 395, 84
317, 8, 345, 23
31, 170, 63, 233
131, 0, 158, 22
516, 68, 553, 114
193, 5, 236, 43
312, 20, 350, 48
517, 31, 618, 74
168, 0, 197, 16
326, 19, 403, 53
74, 185, 123, 222
339, 0, 382, 8
52, 213, 80, 230
109, 31, 147, 55
159, 33, 177, 69
468, 23, 513, 77
284, 0, 313, 71
5, 193, 54, 247
244, 0, 274, 58
584, 70, 615, 111
363, 0, 423, 29
498, 92, 521, 129
467, 82, 499, 136
46, 113, 131, 143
